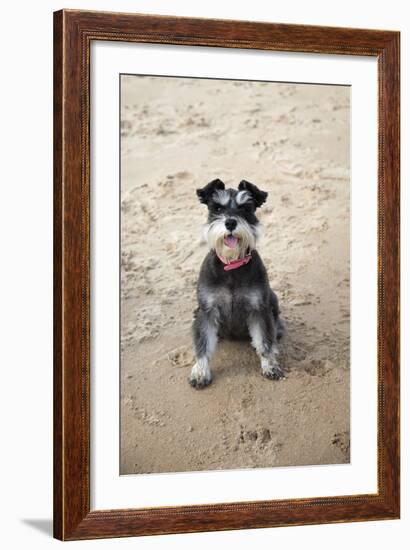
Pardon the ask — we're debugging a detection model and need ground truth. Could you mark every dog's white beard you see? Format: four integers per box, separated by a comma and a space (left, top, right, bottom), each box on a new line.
203, 218, 259, 261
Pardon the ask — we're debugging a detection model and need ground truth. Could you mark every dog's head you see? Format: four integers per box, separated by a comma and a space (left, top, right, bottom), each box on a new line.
196, 179, 267, 261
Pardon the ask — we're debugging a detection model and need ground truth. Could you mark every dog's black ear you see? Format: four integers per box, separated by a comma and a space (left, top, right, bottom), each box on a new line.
196, 179, 225, 204
238, 180, 268, 208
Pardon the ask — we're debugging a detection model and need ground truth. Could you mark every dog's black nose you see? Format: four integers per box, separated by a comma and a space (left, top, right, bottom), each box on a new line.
225, 218, 237, 232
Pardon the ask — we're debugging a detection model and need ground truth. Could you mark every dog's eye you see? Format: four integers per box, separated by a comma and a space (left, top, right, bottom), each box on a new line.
214, 205, 224, 212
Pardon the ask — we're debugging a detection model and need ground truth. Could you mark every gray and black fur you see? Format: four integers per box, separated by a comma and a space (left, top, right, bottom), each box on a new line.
190, 179, 285, 388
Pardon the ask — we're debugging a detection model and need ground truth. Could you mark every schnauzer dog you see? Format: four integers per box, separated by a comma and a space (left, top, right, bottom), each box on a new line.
190, 178, 285, 389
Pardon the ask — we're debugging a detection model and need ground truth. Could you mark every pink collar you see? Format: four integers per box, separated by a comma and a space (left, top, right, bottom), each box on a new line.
216, 252, 252, 271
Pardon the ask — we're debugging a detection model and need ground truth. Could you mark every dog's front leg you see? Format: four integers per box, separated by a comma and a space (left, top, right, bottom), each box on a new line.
247, 311, 284, 380
190, 309, 218, 389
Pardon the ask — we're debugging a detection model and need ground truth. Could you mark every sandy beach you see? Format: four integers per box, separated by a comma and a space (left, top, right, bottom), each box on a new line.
120, 75, 350, 475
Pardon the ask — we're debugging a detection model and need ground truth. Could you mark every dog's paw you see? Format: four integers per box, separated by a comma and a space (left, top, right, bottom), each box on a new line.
189, 362, 212, 389
189, 376, 213, 389
262, 368, 285, 381
261, 358, 285, 381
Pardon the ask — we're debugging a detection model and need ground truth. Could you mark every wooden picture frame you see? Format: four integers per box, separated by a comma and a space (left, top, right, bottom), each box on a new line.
53, 9, 400, 540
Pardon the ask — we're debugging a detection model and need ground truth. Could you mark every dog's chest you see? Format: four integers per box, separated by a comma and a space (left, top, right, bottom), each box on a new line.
200, 284, 262, 316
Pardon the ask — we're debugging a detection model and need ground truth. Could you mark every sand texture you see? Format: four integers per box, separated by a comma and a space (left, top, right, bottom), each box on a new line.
120, 76, 350, 475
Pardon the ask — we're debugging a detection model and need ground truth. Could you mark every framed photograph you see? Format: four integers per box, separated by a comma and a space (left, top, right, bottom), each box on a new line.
54, 9, 400, 540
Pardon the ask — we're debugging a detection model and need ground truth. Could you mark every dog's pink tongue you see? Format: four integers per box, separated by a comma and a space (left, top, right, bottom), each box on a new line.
224, 235, 238, 249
